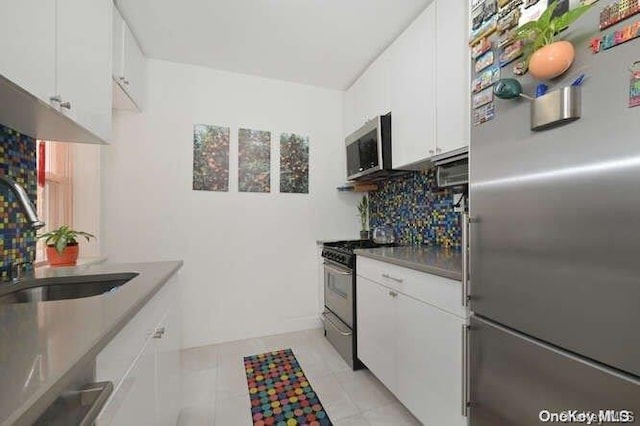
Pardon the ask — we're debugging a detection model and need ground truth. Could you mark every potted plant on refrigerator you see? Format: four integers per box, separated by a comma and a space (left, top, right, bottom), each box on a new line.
357, 195, 369, 239
515, 1, 592, 80
37, 225, 95, 266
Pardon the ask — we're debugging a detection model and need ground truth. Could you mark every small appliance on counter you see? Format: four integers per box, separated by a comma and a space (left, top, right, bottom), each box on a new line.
320, 239, 393, 370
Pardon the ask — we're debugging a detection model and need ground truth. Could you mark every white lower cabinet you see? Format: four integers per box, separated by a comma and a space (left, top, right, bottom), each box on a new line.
103, 337, 157, 426
357, 258, 466, 426
96, 273, 182, 426
357, 276, 397, 393
396, 291, 465, 425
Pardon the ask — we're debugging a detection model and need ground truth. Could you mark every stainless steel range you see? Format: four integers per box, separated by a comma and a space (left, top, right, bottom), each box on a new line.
321, 240, 384, 370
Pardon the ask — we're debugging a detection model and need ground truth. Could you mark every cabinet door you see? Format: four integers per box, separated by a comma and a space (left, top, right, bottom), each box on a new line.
435, 0, 469, 155
97, 338, 157, 426
155, 290, 182, 425
0, 0, 55, 104
360, 51, 392, 122
343, 85, 358, 138
56, 0, 113, 141
356, 276, 396, 392
112, 7, 125, 80
396, 294, 466, 426
390, 4, 437, 169
122, 24, 146, 109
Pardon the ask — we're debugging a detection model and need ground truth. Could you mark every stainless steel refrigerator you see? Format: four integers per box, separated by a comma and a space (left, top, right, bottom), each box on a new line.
469, 5, 640, 425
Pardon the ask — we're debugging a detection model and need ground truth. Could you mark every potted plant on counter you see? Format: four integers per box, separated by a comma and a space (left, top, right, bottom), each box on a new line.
37, 225, 95, 266
357, 195, 370, 239
515, 0, 592, 80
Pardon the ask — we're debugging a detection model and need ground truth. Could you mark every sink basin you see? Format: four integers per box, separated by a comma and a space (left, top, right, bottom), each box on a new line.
0, 273, 139, 305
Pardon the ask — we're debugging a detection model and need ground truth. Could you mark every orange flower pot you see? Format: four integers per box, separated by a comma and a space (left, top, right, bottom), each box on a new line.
46, 244, 79, 266
529, 41, 575, 80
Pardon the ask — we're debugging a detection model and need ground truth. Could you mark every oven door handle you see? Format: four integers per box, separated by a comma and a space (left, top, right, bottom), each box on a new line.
321, 311, 353, 336
323, 263, 352, 276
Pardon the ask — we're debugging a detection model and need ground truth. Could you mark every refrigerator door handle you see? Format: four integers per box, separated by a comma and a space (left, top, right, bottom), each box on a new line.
462, 213, 470, 307
462, 323, 470, 417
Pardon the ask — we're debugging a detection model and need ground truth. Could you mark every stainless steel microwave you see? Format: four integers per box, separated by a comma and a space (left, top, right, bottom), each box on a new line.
346, 113, 392, 181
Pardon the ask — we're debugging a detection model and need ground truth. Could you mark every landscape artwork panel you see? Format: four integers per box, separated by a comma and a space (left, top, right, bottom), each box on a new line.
238, 128, 271, 193
279, 133, 309, 194
192, 124, 230, 192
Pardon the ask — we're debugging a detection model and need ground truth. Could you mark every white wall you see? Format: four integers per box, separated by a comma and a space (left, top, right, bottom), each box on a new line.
73, 143, 101, 257
102, 59, 361, 349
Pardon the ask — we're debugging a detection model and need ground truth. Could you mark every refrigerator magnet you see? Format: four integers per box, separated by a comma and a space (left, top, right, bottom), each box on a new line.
513, 60, 528, 75
473, 66, 501, 93
471, 37, 492, 59
498, 0, 524, 20
484, 0, 499, 20
473, 102, 496, 126
471, 16, 498, 44
498, 8, 521, 33
472, 1, 486, 31
629, 68, 640, 108
498, 28, 517, 48
499, 40, 524, 67
475, 51, 495, 72
473, 86, 495, 108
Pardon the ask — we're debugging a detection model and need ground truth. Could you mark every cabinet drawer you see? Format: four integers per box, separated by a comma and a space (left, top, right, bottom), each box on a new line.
357, 256, 465, 318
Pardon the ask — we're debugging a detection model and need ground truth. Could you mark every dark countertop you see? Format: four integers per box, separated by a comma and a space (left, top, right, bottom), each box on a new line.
0, 260, 183, 426
355, 246, 462, 281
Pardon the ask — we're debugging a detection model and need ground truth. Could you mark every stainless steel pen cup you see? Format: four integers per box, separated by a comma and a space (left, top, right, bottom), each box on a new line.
531, 86, 581, 131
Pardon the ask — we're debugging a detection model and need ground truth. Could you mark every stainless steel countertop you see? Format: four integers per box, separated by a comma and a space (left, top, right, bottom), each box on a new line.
0, 260, 183, 425
354, 246, 462, 281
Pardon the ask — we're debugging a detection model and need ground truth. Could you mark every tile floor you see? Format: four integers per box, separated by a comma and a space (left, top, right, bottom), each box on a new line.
177, 328, 421, 426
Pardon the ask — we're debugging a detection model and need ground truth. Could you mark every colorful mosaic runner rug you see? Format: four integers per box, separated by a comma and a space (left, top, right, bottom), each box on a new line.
244, 349, 333, 426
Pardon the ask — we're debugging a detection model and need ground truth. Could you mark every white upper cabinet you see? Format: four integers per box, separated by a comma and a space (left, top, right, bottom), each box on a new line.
112, 7, 146, 111
0, 0, 112, 143
56, 0, 113, 142
343, 49, 392, 138
390, 4, 437, 169
112, 8, 125, 83
343, 0, 470, 170
0, 1, 56, 105
435, 0, 470, 155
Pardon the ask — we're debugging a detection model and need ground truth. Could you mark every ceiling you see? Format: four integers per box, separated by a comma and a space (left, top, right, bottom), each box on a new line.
115, 0, 432, 90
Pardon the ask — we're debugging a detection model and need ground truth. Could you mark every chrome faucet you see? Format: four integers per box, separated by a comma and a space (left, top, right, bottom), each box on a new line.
0, 175, 45, 230
1, 175, 45, 283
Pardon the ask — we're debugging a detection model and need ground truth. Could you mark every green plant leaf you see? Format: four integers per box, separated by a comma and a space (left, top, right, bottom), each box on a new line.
55, 235, 68, 254
553, 4, 592, 35
38, 225, 96, 253
515, 21, 539, 40
538, 0, 559, 29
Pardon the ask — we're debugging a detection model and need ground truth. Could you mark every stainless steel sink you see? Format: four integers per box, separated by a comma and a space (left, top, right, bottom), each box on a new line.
0, 273, 139, 305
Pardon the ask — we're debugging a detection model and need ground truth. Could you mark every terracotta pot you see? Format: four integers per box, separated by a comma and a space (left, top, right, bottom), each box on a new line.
46, 243, 79, 266
529, 41, 575, 80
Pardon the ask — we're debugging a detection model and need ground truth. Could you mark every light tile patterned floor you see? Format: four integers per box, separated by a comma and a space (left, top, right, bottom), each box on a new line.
177, 328, 421, 426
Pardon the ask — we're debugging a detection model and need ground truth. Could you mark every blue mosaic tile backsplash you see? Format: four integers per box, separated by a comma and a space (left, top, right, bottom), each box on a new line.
369, 169, 462, 248
0, 124, 37, 280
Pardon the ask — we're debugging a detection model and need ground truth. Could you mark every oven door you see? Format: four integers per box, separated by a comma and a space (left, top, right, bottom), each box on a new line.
323, 260, 353, 327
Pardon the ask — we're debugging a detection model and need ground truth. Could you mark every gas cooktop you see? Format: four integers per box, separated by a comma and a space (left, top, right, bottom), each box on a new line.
322, 240, 395, 268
